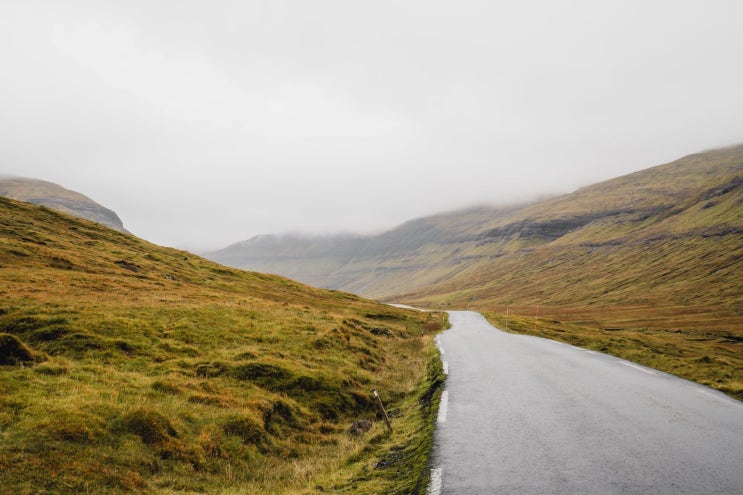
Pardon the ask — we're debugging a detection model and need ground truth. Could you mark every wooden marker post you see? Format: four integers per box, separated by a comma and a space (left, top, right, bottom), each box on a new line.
373, 389, 393, 432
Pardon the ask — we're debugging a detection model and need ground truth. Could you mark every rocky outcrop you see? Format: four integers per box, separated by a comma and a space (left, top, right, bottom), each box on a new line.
481, 213, 611, 242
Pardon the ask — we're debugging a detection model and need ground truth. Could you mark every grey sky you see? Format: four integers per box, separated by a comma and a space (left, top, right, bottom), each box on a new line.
2, 1, 742, 250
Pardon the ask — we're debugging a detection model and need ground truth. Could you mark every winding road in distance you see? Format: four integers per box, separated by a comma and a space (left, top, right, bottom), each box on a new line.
427, 311, 743, 495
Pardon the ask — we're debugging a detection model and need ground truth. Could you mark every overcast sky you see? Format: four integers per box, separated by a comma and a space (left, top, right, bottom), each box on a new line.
2, 1, 742, 250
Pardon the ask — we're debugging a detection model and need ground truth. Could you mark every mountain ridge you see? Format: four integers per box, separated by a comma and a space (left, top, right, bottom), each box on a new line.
207, 144, 743, 331
0, 176, 128, 233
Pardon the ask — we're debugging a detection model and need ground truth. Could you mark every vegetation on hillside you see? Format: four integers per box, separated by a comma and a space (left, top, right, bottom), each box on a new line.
209, 146, 742, 334
402, 145, 742, 330
0, 196, 446, 494
209, 145, 742, 400
402, 146, 742, 400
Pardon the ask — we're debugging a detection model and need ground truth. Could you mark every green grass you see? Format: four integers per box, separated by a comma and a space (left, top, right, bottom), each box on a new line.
0, 195, 447, 494
306, 345, 445, 494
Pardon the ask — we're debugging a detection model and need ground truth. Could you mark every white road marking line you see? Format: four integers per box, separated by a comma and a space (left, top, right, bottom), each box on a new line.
698, 389, 729, 404
442, 361, 449, 375
697, 389, 743, 408
437, 390, 449, 423
618, 361, 655, 374
427, 466, 443, 495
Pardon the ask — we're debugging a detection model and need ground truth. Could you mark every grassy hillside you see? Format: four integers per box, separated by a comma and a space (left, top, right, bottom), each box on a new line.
208, 206, 523, 297
211, 233, 369, 289
0, 176, 127, 233
210, 144, 742, 333
0, 196, 446, 494
209, 145, 742, 399
401, 146, 742, 399
401, 144, 743, 329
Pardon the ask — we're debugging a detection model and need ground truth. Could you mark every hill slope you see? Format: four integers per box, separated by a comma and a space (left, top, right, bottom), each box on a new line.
401, 145, 743, 327
0, 176, 128, 233
210, 145, 743, 400
209, 205, 524, 297
0, 196, 444, 494
209, 145, 743, 331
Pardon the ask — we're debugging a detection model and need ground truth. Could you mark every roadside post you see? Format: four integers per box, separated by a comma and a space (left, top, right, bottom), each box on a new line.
373, 389, 393, 432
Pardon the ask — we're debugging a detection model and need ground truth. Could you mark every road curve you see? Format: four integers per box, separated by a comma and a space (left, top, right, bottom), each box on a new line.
428, 311, 743, 495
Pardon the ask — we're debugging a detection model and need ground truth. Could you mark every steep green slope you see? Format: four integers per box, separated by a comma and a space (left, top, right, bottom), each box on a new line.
0, 196, 445, 494
401, 144, 743, 331
208, 144, 743, 400
209, 144, 742, 334
400, 145, 743, 399
0, 176, 128, 232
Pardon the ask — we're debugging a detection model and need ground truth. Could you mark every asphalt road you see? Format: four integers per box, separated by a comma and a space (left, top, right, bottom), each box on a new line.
428, 311, 743, 495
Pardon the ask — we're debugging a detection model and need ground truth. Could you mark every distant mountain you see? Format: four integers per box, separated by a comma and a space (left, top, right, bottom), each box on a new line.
208, 144, 743, 331
0, 177, 127, 233
209, 205, 525, 295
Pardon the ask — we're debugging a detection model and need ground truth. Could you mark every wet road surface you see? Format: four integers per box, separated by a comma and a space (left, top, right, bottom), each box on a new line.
428, 311, 743, 494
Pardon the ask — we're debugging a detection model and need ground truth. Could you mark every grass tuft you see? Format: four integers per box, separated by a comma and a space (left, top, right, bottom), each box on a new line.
120, 408, 179, 446
0, 333, 38, 364
223, 414, 267, 446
